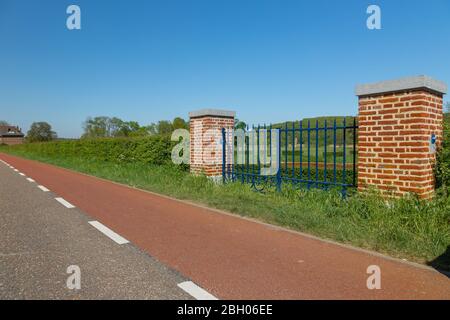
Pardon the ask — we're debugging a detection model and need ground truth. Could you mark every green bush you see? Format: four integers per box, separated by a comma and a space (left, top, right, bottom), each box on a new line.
1, 136, 175, 165
436, 114, 450, 189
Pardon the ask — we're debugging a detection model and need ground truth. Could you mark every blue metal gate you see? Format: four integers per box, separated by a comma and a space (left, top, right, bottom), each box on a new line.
222, 118, 358, 195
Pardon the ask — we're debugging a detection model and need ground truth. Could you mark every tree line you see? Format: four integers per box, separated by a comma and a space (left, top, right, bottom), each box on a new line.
1, 116, 244, 142
81, 116, 189, 138
81, 116, 249, 138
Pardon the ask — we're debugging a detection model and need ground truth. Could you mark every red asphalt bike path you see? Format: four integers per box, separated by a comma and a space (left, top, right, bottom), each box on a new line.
1, 153, 449, 299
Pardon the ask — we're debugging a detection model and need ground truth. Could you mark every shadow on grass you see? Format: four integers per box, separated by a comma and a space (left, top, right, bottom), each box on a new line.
428, 246, 450, 277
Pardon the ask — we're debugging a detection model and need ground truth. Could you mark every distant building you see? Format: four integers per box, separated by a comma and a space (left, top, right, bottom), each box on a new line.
0, 125, 25, 145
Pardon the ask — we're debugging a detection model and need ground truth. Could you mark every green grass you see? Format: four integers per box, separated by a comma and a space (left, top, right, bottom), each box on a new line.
1, 147, 450, 270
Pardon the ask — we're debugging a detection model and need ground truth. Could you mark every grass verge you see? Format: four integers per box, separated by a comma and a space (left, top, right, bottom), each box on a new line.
1, 148, 450, 270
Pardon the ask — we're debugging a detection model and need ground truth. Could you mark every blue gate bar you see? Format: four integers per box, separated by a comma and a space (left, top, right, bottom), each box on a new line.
267, 123, 270, 184
230, 128, 236, 179
324, 119, 327, 187
222, 127, 226, 184
307, 120, 311, 189
246, 124, 249, 183
333, 119, 337, 184
353, 117, 357, 188
315, 119, 319, 188
299, 121, 303, 182
253, 125, 256, 186
342, 118, 347, 196
285, 122, 288, 175
292, 121, 295, 180
276, 128, 282, 192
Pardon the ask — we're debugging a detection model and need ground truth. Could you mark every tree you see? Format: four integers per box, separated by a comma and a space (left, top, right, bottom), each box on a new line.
172, 117, 188, 130
109, 117, 125, 136
234, 118, 247, 130
82, 116, 149, 138
82, 116, 188, 138
26, 122, 57, 142
146, 123, 158, 135
156, 120, 173, 135
0, 120, 9, 126
113, 120, 147, 137
82, 116, 109, 138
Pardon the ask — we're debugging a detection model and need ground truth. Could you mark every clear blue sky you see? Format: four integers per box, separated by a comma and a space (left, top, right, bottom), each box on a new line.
1, 0, 449, 138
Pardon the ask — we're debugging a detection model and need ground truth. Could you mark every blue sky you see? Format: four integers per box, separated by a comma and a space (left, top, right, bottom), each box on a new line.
1, 0, 449, 138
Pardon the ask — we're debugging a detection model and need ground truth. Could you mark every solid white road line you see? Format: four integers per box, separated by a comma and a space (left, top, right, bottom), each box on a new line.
26, 178, 35, 183
37, 185, 50, 192
88, 221, 129, 245
55, 197, 75, 209
177, 281, 218, 300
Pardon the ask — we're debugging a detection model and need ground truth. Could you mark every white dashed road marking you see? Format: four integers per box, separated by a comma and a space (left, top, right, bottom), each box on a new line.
26, 178, 35, 183
18, 172, 25, 176
37, 185, 50, 192
55, 197, 75, 209
177, 281, 218, 300
88, 221, 129, 245
14, 169, 18, 172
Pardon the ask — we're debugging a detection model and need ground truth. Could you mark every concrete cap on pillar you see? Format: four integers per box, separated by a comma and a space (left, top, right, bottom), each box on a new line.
355, 75, 447, 96
189, 109, 236, 118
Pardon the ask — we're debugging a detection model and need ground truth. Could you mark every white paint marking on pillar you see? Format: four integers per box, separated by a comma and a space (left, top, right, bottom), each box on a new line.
37, 185, 50, 192
26, 178, 35, 183
88, 221, 129, 245
177, 281, 218, 300
55, 197, 75, 209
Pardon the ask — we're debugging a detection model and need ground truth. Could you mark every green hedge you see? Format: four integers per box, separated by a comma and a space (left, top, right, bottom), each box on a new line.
437, 114, 450, 189
1, 136, 174, 165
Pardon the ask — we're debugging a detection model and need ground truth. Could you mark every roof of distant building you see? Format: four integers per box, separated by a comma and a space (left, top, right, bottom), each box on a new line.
0, 125, 25, 137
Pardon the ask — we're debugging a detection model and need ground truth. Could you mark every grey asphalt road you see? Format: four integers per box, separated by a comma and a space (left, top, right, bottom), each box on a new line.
0, 161, 192, 299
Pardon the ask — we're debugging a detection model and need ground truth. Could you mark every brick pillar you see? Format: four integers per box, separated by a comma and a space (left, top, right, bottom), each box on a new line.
356, 76, 447, 198
189, 109, 235, 180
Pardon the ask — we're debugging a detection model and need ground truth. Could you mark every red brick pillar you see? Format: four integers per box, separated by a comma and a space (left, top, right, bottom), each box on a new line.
189, 109, 235, 180
356, 76, 447, 199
